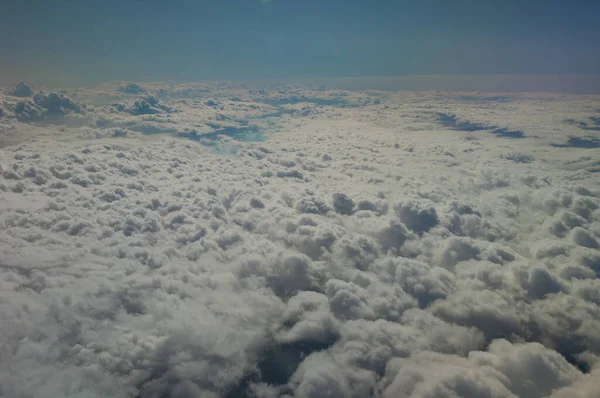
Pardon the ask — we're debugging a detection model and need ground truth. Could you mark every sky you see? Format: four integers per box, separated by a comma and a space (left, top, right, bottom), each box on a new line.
1, 0, 600, 85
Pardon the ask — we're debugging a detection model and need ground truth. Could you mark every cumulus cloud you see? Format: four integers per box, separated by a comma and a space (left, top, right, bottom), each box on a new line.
0, 81, 599, 397
10, 91, 84, 121
112, 95, 173, 116
332, 192, 355, 215
380, 339, 581, 398
33, 91, 83, 115
395, 200, 439, 234
8, 81, 34, 97
14, 100, 46, 121
118, 83, 147, 95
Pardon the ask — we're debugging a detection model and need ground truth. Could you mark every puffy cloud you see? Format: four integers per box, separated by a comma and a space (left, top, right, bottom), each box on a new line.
295, 196, 330, 215
8, 81, 34, 97
380, 340, 581, 398
550, 366, 600, 398
375, 219, 413, 253
372, 257, 456, 308
11, 91, 84, 121
113, 95, 173, 116
14, 100, 46, 121
276, 291, 339, 345
571, 227, 599, 249
118, 83, 147, 95
33, 91, 83, 115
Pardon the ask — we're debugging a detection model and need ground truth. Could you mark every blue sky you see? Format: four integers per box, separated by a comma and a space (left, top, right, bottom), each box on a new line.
1, 0, 599, 85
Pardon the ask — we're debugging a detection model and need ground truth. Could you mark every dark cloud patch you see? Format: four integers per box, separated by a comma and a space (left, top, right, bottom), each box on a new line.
436, 112, 488, 131
527, 268, 563, 299
253, 338, 337, 388
552, 136, 600, 149
567, 116, 600, 131
111, 102, 127, 112
436, 112, 527, 138
256, 91, 355, 108
129, 95, 170, 115
491, 128, 526, 139
395, 200, 439, 234
332, 193, 355, 215
129, 98, 161, 115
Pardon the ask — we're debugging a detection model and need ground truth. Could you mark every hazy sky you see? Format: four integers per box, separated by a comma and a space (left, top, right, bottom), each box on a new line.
1, 0, 599, 85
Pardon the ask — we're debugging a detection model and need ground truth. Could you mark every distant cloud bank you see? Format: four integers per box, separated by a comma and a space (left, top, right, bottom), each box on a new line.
246, 75, 600, 94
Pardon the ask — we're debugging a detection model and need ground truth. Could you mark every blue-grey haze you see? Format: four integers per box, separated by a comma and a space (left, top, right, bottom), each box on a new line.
0, 0, 599, 89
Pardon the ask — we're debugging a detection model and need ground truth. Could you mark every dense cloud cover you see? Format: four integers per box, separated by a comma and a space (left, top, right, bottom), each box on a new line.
0, 81, 599, 398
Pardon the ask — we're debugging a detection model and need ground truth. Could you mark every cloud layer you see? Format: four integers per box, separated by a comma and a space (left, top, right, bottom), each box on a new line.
1, 81, 599, 397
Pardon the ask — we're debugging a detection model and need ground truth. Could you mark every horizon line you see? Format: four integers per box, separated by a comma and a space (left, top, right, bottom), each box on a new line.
3, 74, 600, 95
